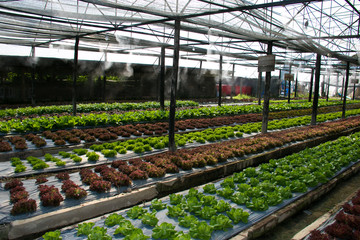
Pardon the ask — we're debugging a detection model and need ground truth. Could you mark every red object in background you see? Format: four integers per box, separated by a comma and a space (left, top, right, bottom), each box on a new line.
216, 85, 251, 96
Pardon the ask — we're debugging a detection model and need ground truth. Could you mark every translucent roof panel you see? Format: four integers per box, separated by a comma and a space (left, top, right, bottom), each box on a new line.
0, 0, 358, 68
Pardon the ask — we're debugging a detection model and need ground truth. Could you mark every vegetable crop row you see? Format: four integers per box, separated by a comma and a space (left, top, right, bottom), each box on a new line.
8, 108, 360, 176
2, 115, 359, 226
0, 101, 199, 118
40, 130, 360, 240
1, 100, 360, 134
2, 103, 358, 153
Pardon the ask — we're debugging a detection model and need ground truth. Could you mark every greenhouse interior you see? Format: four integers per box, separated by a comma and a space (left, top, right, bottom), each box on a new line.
0, 0, 360, 239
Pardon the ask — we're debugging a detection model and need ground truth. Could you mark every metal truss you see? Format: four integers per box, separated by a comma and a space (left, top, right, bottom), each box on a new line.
0, 0, 358, 71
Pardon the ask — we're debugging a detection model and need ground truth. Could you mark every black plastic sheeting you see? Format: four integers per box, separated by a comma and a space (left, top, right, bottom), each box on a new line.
40, 160, 359, 240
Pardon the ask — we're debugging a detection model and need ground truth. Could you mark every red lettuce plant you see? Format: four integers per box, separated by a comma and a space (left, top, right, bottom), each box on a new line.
4, 179, 23, 190
118, 165, 137, 175
179, 160, 193, 170
343, 203, 360, 215
89, 180, 111, 193
84, 135, 96, 142
68, 137, 81, 144
82, 173, 102, 185
11, 199, 37, 215
10, 190, 29, 203
55, 172, 70, 180
111, 160, 127, 168
35, 177, 48, 184
146, 166, 166, 178
129, 169, 148, 180
325, 222, 353, 239
164, 163, 179, 173
9, 185, 25, 194
129, 158, 143, 166
32, 137, 47, 147
61, 180, 78, 192
38, 185, 64, 207
0, 141, 12, 152
54, 139, 66, 146
352, 196, 360, 205
65, 187, 87, 199
99, 167, 131, 186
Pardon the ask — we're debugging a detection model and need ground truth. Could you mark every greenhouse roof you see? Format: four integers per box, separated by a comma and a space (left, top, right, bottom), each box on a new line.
0, 0, 359, 70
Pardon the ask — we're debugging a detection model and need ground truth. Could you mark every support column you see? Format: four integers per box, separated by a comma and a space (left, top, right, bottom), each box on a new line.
168, 19, 180, 152
31, 46, 36, 106
294, 72, 298, 98
160, 46, 165, 111
231, 63, 235, 100
353, 78, 356, 100
311, 54, 321, 125
335, 72, 339, 97
288, 64, 292, 103
284, 76, 287, 97
218, 54, 223, 106
326, 72, 330, 101
72, 36, 79, 116
103, 52, 107, 102
342, 62, 350, 119
261, 41, 272, 134
308, 68, 314, 102
103, 76, 107, 102
341, 75, 345, 101
258, 71, 262, 105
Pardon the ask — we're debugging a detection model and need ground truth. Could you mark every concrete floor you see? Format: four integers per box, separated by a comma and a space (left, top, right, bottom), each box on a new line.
254, 170, 360, 240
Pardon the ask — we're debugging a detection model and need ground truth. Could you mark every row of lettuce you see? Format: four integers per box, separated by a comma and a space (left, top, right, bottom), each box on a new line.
1, 103, 357, 153
40, 130, 360, 240
6, 115, 360, 219
0, 99, 343, 118
1, 100, 359, 134
9, 109, 360, 174
0, 101, 199, 118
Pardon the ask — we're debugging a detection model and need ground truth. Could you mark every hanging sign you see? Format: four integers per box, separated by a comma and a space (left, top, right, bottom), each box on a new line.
284, 73, 294, 81
258, 55, 275, 72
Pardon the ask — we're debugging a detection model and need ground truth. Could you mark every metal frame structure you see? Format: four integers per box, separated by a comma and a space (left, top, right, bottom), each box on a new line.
0, 0, 359, 149
0, 0, 358, 67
